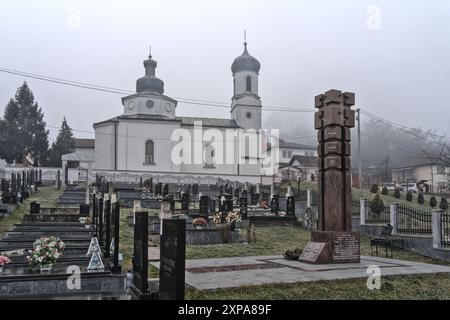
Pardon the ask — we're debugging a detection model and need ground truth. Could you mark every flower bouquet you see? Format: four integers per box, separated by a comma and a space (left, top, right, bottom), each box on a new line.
212, 213, 223, 224
283, 248, 303, 260
226, 212, 241, 231
84, 216, 93, 229
259, 200, 269, 209
28, 236, 65, 272
193, 217, 208, 229
0, 255, 11, 272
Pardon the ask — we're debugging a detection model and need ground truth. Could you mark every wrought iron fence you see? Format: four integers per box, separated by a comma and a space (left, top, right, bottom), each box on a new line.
366, 204, 390, 224
441, 211, 450, 247
396, 204, 432, 235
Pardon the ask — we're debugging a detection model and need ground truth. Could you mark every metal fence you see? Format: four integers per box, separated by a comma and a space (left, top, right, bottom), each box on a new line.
366, 204, 390, 224
441, 212, 450, 247
396, 204, 432, 235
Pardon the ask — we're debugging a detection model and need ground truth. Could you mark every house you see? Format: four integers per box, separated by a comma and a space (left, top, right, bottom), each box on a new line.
390, 159, 450, 193
61, 138, 95, 184
275, 155, 318, 183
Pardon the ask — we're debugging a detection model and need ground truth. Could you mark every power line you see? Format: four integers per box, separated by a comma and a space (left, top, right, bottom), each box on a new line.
0, 67, 315, 113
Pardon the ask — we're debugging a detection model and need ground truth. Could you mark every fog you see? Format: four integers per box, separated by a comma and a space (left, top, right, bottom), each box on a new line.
1, 0, 449, 144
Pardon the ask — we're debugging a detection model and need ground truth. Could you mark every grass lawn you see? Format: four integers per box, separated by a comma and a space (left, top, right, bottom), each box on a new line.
0, 185, 64, 238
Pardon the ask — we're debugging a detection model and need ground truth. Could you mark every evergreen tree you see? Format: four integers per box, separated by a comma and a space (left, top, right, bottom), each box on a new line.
429, 196, 437, 208
381, 186, 388, 195
0, 82, 49, 165
370, 184, 379, 194
417, 193, 425, 205
48, 117, 75, 167
406, 191, 413, 202
440, 197, 448, 211
394, 188, 401, 199
370, 194, 384, 214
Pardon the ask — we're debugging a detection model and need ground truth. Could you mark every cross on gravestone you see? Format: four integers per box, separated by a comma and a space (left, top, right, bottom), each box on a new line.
299, 89, 360, 265
240, 197, 248, 219
130, 211, 154, 300
159, 219, 186, 300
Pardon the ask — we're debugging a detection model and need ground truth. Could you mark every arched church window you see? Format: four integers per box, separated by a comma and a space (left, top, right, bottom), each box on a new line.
246, 76, 251, 92
145, 140, 154, 163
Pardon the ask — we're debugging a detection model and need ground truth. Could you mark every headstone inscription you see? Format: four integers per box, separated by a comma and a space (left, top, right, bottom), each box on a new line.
130, 211, 153, 300
299, 89, 360, 264
159, 219, 186, 300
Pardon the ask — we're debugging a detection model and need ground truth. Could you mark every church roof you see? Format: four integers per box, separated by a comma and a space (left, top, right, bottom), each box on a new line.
93, 114, 241, 129
62, 152, 94, 162
179, 117, 240, 128
74, 138, 95, 149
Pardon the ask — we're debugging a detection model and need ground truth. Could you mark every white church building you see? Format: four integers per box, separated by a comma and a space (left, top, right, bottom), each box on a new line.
62, 43, 315, 185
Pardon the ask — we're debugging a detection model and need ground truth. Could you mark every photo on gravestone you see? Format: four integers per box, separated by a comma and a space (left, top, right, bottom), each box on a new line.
159, 219, 186, 300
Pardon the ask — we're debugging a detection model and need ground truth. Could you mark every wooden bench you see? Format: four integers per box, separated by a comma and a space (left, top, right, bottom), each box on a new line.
370, 225, 404, 258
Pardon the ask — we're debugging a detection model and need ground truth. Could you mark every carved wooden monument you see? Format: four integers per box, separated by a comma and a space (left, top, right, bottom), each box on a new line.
299, 89, 360, 264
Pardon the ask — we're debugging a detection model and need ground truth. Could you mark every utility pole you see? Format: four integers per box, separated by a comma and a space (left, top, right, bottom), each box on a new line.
357, 108, 363, 190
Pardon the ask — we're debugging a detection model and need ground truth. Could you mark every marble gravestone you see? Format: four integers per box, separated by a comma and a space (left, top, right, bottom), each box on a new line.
299, 89, 360, 264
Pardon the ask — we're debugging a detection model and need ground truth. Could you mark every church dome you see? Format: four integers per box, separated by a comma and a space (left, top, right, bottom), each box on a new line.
136, 55, 164, 94
231, 43, 260, 75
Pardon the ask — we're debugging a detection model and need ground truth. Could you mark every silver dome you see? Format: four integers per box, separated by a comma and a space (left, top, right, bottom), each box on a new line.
231, 43, 260, 75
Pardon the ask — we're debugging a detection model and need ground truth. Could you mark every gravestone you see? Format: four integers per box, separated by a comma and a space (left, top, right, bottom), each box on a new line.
162, 184, 169, 197
286, 196, 295, 216
110, 201, 121, 273
104, 197, 111, 257
79, 204, 90, 217
98, 197, 104, 244
299, 89, 360, 264
181, 192, 190, 212
30, 201, 40, 214
270, 195, 280, 215
160, 200, 172, 235
199, 195, 209, 218
159, 219, 186, 300
224, 194, 233, 212
92, 193, 97, 235
240, 197, 248, 219
130, 211, 153, 300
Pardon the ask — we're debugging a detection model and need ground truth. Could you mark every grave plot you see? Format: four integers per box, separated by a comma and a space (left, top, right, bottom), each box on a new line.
0, 202, 126, 298
57, 186, 88, 207
150, 255, 450, 291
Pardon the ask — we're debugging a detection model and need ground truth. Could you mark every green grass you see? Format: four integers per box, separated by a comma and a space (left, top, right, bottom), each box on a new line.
186, 273, 450, 300
0, 185, 64, 238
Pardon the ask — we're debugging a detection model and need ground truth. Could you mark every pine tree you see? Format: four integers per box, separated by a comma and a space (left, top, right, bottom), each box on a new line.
48, 117, 75, 167
394, 188, 401, 199
0, 82, 49, 165
417, 193, 425, 205
440, 197, 448, 211
430, 196, 437, 208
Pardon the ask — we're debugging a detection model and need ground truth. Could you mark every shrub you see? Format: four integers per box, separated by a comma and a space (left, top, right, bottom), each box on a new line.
429, 196, 437, 208
440, 197, 449, 211
406, 191, 413, 202
370, 194, 384, 214
394, 188, 401, 199
370, 184, 379, 194
417, 193, 425, 205
381, 186, 388, 195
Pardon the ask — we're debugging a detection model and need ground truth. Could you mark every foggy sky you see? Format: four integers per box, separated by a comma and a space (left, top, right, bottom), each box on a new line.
1, 0, 449, 143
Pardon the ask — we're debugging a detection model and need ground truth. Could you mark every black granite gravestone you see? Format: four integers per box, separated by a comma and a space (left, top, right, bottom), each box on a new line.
30, 201, 40, 214
271, 195, 280, 215
92, 193, 97, 236
159, 218, 186, 300
110, 201, 121, 273
199, 195, 209, 218
104, 199, 111, 257
130, 211, 153, 299
286, 196, 295, 216
181, 192, 189, 212
79, 204, 90, 217
98, 197, 104, 244
225, 194, 233, 212
240, 197, 248, 219
162, 184, 169, 197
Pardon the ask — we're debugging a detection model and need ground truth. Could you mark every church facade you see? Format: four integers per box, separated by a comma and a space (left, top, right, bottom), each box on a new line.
91, 43, 276, 184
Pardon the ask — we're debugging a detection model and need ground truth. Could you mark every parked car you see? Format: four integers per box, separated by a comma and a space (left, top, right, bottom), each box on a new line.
381, 182, 396, 191
399, 182, 419, 193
